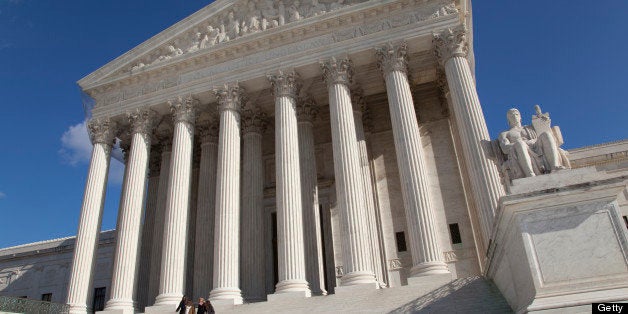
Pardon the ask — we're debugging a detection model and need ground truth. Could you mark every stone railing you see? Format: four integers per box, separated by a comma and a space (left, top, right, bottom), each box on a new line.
0, 296, 70, 314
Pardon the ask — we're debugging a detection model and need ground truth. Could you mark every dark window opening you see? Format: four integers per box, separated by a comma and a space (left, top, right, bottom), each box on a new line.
41, 293, 52, 302
395, 231, 407, 252
93, 287, 106, 312
449, 223, 462, 244
19, 296, 27, 299
623, 216, 628, 229
319, 204, 329, 292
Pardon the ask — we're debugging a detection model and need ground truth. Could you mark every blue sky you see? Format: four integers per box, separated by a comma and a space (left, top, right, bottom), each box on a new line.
0, 1, 626, 248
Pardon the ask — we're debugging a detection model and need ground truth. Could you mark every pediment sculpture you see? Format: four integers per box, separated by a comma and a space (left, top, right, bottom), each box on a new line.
130, 0, 369, 73
491, 105, 571, 181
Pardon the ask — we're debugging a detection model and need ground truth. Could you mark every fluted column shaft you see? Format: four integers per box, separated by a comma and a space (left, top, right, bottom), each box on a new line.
376, 43, 449, 276
268, 72, 310, 296
435, 27, 505, 245
147, 145, 172, 304
351, 103, 385, 284
106, 110, 156, 312
193, 121, 219, 300
155, 98, 197, 306
240, 110, 266, 300
321, 58, 376, 286
210, 84, 244, 304
67, 118, 116, 314
136, 153, 160, 310
297, 100, 326, 296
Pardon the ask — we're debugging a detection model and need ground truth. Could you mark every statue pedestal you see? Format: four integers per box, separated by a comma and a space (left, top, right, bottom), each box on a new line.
486, 168, 628, 313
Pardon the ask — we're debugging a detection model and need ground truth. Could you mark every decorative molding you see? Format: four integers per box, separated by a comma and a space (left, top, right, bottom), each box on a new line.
389, 258, 403, 270
267, 70, 301, 99
213, 83, 246, 113
335, 265, 344, 277
433, 24, 468, 64
87, 118, 117, 147
169, 95, 199, 125
375, 41, 408, 75
321, 57, 353, 87
296, 95, 319, 123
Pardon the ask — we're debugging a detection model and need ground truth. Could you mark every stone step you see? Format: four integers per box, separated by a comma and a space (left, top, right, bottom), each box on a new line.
202, 276, 513, 314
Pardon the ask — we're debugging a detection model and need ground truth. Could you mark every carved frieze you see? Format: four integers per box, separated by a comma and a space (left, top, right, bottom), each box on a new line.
296, 96, 319, 123
241, 109, 268, 135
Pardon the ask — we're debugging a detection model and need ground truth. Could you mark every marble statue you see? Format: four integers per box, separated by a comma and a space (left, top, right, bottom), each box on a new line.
497, 106, 570, 179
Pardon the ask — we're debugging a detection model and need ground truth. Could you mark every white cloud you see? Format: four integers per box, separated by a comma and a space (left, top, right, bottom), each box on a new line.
0, 191, 5, 199
59, 120, 125, 184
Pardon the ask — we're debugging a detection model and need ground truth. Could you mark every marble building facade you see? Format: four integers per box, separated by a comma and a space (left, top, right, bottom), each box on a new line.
1, 0, 627, 313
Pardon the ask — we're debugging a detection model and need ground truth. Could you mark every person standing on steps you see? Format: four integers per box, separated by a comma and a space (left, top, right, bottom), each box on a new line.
197, 298, 207, 314
176, 296, 188, 314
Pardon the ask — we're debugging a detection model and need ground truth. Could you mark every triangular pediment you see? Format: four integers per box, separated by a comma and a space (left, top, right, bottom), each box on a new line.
78, 0, 378, 90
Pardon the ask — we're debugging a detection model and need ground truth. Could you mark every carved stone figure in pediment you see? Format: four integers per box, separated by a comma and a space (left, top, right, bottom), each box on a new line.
307, 0, 328, 17
288, 1, 302, 22
259, 0, 280, 30
226, 11, 241, 40
243, 0, 262, 34
187, 32, 202, 53
330, 0, 348, 11
495, 106, 571, 180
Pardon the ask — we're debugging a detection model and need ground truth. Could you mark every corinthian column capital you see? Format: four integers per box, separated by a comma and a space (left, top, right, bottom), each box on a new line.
433, 25, 469, 64
296, 96, 319, 124
267, 71, 301, 99
350, 88, 367, 115
197, 112, 220, 144
375, 41, 408, 75
320, 57, 353, 87
127, 108, 157, 135
241, 108, 268, 135
88, 117, 117, 147
213, 83, 245, 113
168, 96, 198, 125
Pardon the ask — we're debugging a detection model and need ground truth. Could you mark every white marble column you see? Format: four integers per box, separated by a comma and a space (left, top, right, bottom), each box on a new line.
193, 114, 219, 300
209, 84, 244, 305
147, 131, 172, 305
136, 145, 161, 310
268, 71, 311, 298
240, 109, 267, 301
376, 42, 449, 277
67, 118, 116, 314
153, 96, 197, 307
434, 26, 505, 245
320, 58, 377, 287
350, 91, 386, 284
296, 97, 327, 296
104, 109, 156, 313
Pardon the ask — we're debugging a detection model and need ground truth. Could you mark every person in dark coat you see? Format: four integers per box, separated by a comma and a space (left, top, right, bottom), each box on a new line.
206, 299, 215, 314
175, 296, 188, 314
197, 298, 207, 314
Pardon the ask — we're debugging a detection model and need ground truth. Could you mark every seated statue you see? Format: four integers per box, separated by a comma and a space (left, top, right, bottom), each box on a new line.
496, 105, 571, 180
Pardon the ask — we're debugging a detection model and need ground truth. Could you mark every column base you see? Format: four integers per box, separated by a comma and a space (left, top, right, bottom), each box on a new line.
409, 261, 450, 277
340, 271, 377, 286
209, 287, 243, 305
153, 293, 182, 307
101, 298, 135, 314
274, 279, 311, 294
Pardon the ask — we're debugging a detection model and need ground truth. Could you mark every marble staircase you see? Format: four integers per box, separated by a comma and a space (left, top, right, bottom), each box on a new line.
213, 276, 512, 314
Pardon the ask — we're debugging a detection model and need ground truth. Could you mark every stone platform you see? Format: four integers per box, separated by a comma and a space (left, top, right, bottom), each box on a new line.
139, 276, 510, 313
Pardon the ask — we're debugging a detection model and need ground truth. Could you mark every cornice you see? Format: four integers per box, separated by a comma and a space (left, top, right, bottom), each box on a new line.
87, 0, 461, 119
